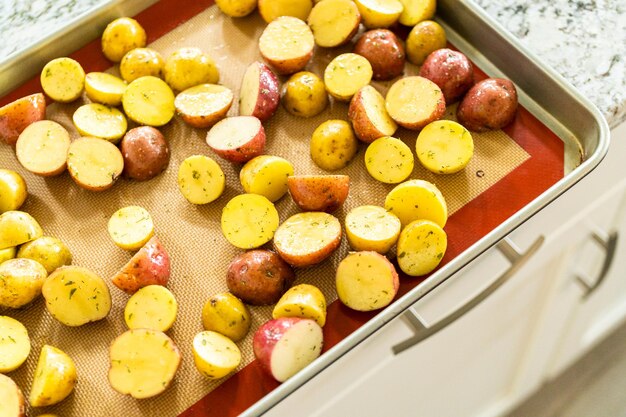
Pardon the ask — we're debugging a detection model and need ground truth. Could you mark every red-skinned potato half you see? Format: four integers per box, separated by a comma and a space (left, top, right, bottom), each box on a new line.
253, 317, 323, 383
239, 61, 280, 122
287, 175, 350, 213
206, 116, 266, 163
121, 126, 170, 181
457, 78, 518, 132
112, 236, 171, 294
419, 48, 474, 104
353, 29, 405, 81
0, 93, 46, 146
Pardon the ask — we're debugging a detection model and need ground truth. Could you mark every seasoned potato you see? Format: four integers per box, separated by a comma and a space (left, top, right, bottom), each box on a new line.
308, 0, 361, 47
353, 29, 405, 81
73, 103, 128, 143
259, 16, 314, 75
239, 61, 280, 122
282, 71, 328, 118
0, 258, 47, 309
0, 211, 43, 250
221, 194, 279, 249
201, 292, 251, 342
355, 0, 403, 28
193, 331, 242, 379
175, 84, 233, 128
416, 120, 474, 174
0, 169, 27, 213
29, 345, 77, 407
164, 47, 219, 92
108, 329, 181, 399
216, 0, 257, 17
273, 212, 342, 267
348, 85, 397, 143
364, 136, 414, 183
273, 284, 327, 327
124, 285, 177, 332
406, 20, 446, 66
0, 247, 16, 264
419, 48, 474, 104
101, 17, 147, 62
108, 206, 155, 251
43, 265, 111, 326
40, 57, 85, 102
240, 155, 294, 202
397, 219, 447, 276
457, 78, 519, 132
122, 76, 176, 126
0, 374, 26, 417
398, 0, 435, 26
345, 205, 401, 253
0, 93, 46, 146
84, 72, 127, 106
120, 47, 164, 82
111, 236, 170, 294
287, 174, 350, 213
16, 120, 70, 176
0, 316, 31, 373
17, 236, 72, 273
67, 137, 124, 191
324, 53, 373, 101
385, 76, 445, 130
178, 155, 225, 205
310, 119, 358, 171
258, 0, 313, 22
121, 126, 170, 181
384, 179, 447, 227
206, 116, 266, 163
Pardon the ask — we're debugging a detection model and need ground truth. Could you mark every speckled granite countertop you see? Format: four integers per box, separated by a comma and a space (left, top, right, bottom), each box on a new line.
0, 0, 624, 127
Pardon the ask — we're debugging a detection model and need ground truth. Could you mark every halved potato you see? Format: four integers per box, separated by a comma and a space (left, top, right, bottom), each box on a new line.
120, 47, 164, 82
416, 120, 474, 174
107, 205, 155, 251
324, 53, 373, 101
258, 0, 313, 22
0, 211, 43, 250
111, 236, 170, 294
287, 174, 350, 213
348, 85, 397, 143
384, 179, 447, 227
308, 0, 361, 47
239, 61, 280, 122
221, 194, 279, 249
398, 0, 435, 26
29, 344, 77, 407
355, 0, 403, 28
175, 84, 233, 128
205, 116, 266, 163
259, 16, 314, 75
364, 136, 414, 183
101, 17, 146, 62
163, 47, 220, 92
385, 76, 445, 130
397, 219, 447, 276
15, 120, 70, 176
240, 155, 294, 202
40, 57, 85, 103
0, 374, 26, 417
0, 316, 30, 373
201, 292, 251, 342
84, 72, 127, 106
193, 331, 242, 379
345, 205, 401, 253
122, 76, 176, 127
73, 103, 128, 143
17, 236, 72, 273
177, 155, 225, 205
310, 120, 359, 171
0, 169, 27, 213
273, 284, 327, 327
0, 93, 46, 146
67, 137, 124, 191
124, 285, 177, 332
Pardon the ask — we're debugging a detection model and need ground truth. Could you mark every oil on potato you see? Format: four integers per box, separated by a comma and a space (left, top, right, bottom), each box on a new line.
111, 236, 171, 294
29, 345, 77, 407
201, 292, 251, 342
17, 236, 72, 273
310, 120, 358, 171
101, 17, 146, 62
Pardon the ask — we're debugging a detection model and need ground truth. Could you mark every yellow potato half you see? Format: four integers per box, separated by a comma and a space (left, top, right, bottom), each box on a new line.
345, 205, 401, 253
40, 57, 85, 103
0, 316, 30, 373
193, 331, 241, 379
202, 292, 251, 342
221, 194, 279, 249
0, 169, 27, 213
17, 236, 72, 274
124, 285, 177, 332
364, 136, 414, 184
384, 179, 448, 227
0, 211, 43, 250
397, 219, 447, 276
84, 72, 127, 106
177, 155, 225, 205
122, 76, 175, 127
240, 155, 294, 202
416, 120, 474, 174
29, 345, 77, 407
108, 205, 155, 251
355, 0, 404, 28
273, 284, 327, 327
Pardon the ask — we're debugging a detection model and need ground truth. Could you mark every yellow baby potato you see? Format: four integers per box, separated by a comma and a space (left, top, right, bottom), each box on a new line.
355, 0, 404, 28
240, 155, 294, 202
202, 292, 251, 342
384, 179, 448, 227
324, 53, 373, 101
0, 247, 16, 264
273, 284, 327, 327
216, 0, 258, 17
308, 0, 361, 47
120, 47, 164, 82
345, 205, 401, 253
17, 236, 72, 274
282, 71, 328, 118
398, 0, 435, 26
397, 219, 447, 276
29, 345, 77, 407
416, 120, 474, 174
364, 136, 414, 183
122, 76, 176, 127
0, 258, 47, 309
124, 285, 177, 332
193, 331, 242, 379
0, 211, 43, 250
177, 155, 225, 205
406, 20, 447, 66
84, 72, 127, 106
0, 169, 27, 213
164, 47, 219, 92
0, 316, 31, 373
108, 205, 155, 251
101, 17, 147, 62
40, 57, 85, 102
221, 194, 279, 249
310, 120, 358, 171
73, 103, 128, 143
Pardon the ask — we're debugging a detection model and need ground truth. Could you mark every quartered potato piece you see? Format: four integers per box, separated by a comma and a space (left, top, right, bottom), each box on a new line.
122, 76, 176, 127
108, 205, 155, 251
397, 219, 447, 276
364, 136, 414, 183
416, 120, 474, 174
0, 93, 46, 146
124, 285, 177, 332
111, 236, 170, 294
349, 85, 398, 143
17, 236, 72, 274
177, 155, 225, 205
67, 137, 124, 191
73, 103, 128, 143
345, 205, 401, 253
0, 211, 43, 250
384, 179, 448, 227
308, 0, 361, 47
29, 345, 77, 407
0, 169, 27, 213
84, 72, 127, 106
40, 57, 85, 102
0, 316, 31, 373
16, 120, 70, 176
221, 194, 279, 249
239, 61, 280, 122
193, 331, 242, 379
324, 53, 373, 101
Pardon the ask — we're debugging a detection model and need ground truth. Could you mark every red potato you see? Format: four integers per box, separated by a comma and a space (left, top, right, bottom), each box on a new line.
348, 85, 398, 143
112, 236, 170, 294
353, 29, 405, 81
175, 84, 233, 128
457, 78, 519, 132
253, 317, 323, 383
0, 93, 46, 146
0, 374, 26, 417
419, 48, 474, 104
206, 116, 266, 163
287, 175, 350, 213
239, 62, 280, 122
120, 126, 170, 181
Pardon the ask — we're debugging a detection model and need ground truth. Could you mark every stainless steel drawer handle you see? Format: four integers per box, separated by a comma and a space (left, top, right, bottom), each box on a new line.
392, 235, 545, 355
574, 229, 618, 299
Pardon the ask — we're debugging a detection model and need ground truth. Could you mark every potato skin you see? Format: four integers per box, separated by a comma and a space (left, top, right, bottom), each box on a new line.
419, 48, 474, 104
406, 20, 446, 66
457, 78, 518, 132
0, 93, 46, 146
310, 120, 358, 171
112, 236, 170, 294
287, 175, 350, 213
0, 258, 47, 309
120, 126, 170, 181
353, 30, 405, 81
101, 17, 146, 62
226, 250, 295, 305
282, 71, 328, 118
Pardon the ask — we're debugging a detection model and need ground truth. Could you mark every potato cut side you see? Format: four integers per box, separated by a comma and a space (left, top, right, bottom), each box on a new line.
308, 0, 361, 47
84, 72, 127, 106
397, 219, 447, 276
0, 374, 26, 417
108, 205, 155, 251
364, 136, 414, 184
16, 236, 72, 274
122, 76, 175, 126
0, 316, 30, 373
416, 120, 474, 174
73, 103, 127, 143
40, 57, 85, 102
384, 179, 447, 227
175, 84, 233, 128
273, 284, 327, 327
15, 120, 70, 176
259, 16, 314, 74
336, 251, 399, 311
258, 0, 313, 22
398, 0, 435, 26
0, 211, 43, 250
324, 53, 373, 101
385, 76, 445, 130
29, 345, 77, 407
193, 331, 242, 379
124, 285, 177, 332
349, 85, 397, 143
0, 170, 27, 213
42, 265, 112, 326
345, 205, 401, 253
67, 137, 124, 191
177, 155, 225, 205
108, 329, 181, 399
273, 212, 342, 267
221, 194, 279, 249
202, 292, 251, 342
205, 115, 266, 163
355, 0, 404, 28
0, 258, 47, 309
240, 155, 294, 202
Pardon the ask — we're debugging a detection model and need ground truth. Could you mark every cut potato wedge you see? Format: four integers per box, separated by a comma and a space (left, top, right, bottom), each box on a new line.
345, 205, 401, 253
221, 194, 279, 249
15, 120, 70, 176
67, 137, 124, 191
0, 258, 47, 309
84, 72, 127, 106
202, 292, 251, 342
384, 179, 447, 227
310, 120, 358, 171
287, 174, 350, 213
177, 155, 225, 205
272, 284, 327, 327
124, 285, 177, 332
108, 329, 181, 399
336, 251, 399, 311
386, 76, 445, 130
398, 0, 435, 26
42, 265, 112, 326
0, 316, 30, 373
40, 57, 85, 103
273, 212, 341, 267
0, 374, 26, 417
29, 344, 77, 407
0, 169, 27, 213
364, 136, 414, 183
120, 47, 164, 82
258, 0, 313, 22
355, 0, 404, 28
122, 76, 175, 127
397, 219, 447, 276
240, 155, 294, 202
308, 0, 361, 47
108, 205, 155, 251
259, 16, 314, 75
0, 211, 43, 250
206, 116, 266, 163
175, 84, 233, 128
73, 103, 128, 143
0, 93, 46, 146
111, 236, 170, 294
416, 120, 474, 174
193, 331, 242, 379
239, 61, 280, 122
348, 85, 397, 143
17, 236, 72, 274
324, 53, 373, 101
